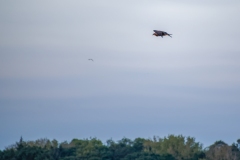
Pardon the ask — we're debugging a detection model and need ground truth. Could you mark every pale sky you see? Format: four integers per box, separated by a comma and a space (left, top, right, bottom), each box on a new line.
1, 0, 240, 149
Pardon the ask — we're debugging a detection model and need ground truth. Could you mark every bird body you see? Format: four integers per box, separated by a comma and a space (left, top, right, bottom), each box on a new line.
88, 59, 94, 61
153, 30, 172, 38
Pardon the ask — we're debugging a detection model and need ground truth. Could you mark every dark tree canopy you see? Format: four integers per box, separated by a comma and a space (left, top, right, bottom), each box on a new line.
0, 135, 239, 160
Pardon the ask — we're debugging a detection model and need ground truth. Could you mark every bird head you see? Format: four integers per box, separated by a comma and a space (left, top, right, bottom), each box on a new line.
153, 33, 158, 36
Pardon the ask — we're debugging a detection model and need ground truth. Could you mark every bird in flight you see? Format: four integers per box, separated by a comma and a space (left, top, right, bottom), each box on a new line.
153, 30, 172, 38
88, 59, 94, 61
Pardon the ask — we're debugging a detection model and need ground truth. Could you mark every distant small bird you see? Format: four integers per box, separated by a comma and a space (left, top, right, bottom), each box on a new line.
88, 59, 94, 61
153, 30, 172, 38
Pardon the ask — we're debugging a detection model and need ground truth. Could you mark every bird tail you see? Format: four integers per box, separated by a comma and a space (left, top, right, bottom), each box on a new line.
168, 34, 172, 38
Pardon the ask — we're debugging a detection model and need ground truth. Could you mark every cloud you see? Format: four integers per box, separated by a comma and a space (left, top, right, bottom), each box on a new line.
0, 0, 240, 150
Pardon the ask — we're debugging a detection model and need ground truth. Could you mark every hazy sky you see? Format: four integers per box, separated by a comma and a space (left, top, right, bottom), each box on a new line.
1, 0, 240, 149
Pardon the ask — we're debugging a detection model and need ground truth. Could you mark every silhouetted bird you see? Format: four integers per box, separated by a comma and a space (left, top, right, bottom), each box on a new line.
88, 59, 94, 61
153, 30, 172, 38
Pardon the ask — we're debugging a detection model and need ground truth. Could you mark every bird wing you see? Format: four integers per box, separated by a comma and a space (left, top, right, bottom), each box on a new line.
153, 30, 163, 34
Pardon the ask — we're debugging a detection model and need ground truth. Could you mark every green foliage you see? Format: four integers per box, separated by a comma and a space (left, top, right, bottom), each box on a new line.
143, 135, 204, 160
205, 140, 240, 160
0, 136, 239, 160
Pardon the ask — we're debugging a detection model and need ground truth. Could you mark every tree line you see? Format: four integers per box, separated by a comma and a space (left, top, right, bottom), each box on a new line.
0, 135, 239, 160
